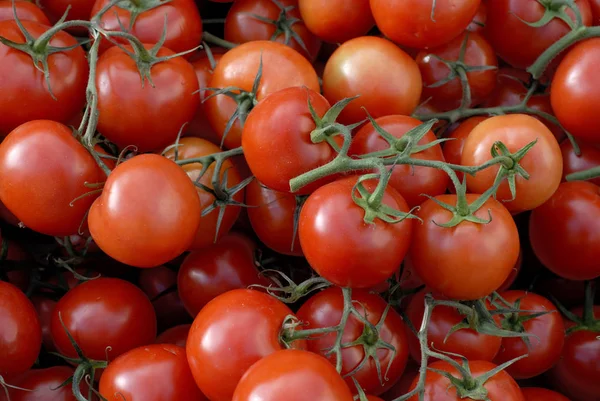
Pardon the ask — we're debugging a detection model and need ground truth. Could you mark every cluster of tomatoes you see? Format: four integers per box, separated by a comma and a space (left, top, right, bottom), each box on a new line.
1, 0, 600, 400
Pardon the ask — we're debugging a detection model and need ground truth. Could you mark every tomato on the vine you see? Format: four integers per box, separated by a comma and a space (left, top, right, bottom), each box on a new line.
442, 116, 488, 186
3, 366, 82, 401
561, 140, 600, 186
0, 1, 49, 24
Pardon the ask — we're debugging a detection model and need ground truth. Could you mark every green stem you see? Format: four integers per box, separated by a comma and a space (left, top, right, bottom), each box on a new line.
33, 20, 92, 51
202, 31, 237, 49
565, 165, 600, 181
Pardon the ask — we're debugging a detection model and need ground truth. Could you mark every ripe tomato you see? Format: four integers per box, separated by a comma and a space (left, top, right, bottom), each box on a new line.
322, 36, 422, 125
467, 1, 487, 33
409, 194, 520, 300
0, 120, 103, 236
3, 366, 79, 401
529, 181, 600, 280
205, 40, 320, 149
232, 349, 354, 401
0, 1, 49, 24
442, 116, 488, 186
88, 154, 201, 268
298, 0, 375, 44
370, 0, 481, 49
296, 287, 409, 395
0, 281, 41, 376
156, 324, 191, 347
299, 176, 413, 289
50, 278, 156, 361
349, 115, 449, 208
561, 140, 600, 186
99, 344, 207, 401
461, 114, 562, 213
186, 289, 306, 401
592, 0, 600, 24
521, 388, 570, 401
0, 20, 87, 136
31, 296, 57, 352
37, 0, 92, 32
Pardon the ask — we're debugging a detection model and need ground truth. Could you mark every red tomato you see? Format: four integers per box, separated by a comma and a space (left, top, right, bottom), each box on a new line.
0, 281, 41, 376
592, 0, 600, 24
299, 176, 413, 289
521, 388, 571, 401
349, 115, 449, 207
381, 362, 419, 401
186, 289, 306, 401
561, 140, 600, 186
467, 1, 487, 33
442, 116, 488, 186
0, 1, 49, 24
322, 36, 422, 125
0, 20, 87, 136
31, 296, 57, 352
88, 154, 201, 268
99, 344, 207, 401
498, 250, 523, 293
205, 40, 320, 149
156, 324, 191, 347
529, 181, 600, 280
0, 199, 19, 226
232, 349, 354, 401
4, 366, 78, 401
370, 0, 481, 49
296, 287, 409, 395
37, 0, 92, 33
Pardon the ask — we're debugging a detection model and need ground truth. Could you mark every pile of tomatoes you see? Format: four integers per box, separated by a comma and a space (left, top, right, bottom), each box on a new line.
1, 0, 600, 400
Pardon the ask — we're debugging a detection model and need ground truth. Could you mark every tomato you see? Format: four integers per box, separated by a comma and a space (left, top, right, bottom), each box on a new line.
482, 69, 530, 108
561, 140, 600, 186
50, 277, 157, 361
406, 290, 502, 362
443, 116, 488, 186
461, 114, 562, 213
485, 0, 592, 69
409, 194, 520, 300
31, 296, 57, 352
467, 1, 487, 33
299, 176, 413, 289
232, 349, 354, 401
349, 115, 449, 207
88, 154, 201, 268
205, 40, 319, 149
551, 38, 600, 143
0, 121, 103, 236
37, 0, 92, 35
370, 0, 481, 49
178, 233, 268, 316
529, 181, 600, 281
0, 1, 49, 24
592, 0, 600, 24
3, 366, 80, 401
242, 86, 339, 194
521, 388, 571, 401
99, 344, 207, 401
0, 20, 87, 136
0, 199, 19, 226
299, 0, 375, 44
407, 360, 525, 401
186, 289, 306, 401
296, 287, 409, 395
381, 362, 419, 401
498, 250, 523, 293
0, 281, 41, 376
156, 324, 191, 347
322, 36, 422, 125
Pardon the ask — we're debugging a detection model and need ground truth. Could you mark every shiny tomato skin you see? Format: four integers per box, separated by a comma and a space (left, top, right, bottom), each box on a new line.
31, 296, 58, 352
521, 388, 571, 401
0, 281, 42, 376
0, 20, 87, 136
0, 1, 49, 24
88, 154, 202, 268
205, 40, 320, 149
99, 344, 207, 401
296, 287, 409, 395
186, 289, 306, 401
409, 194, 520, 301
349, 115, 449, 208
461, 114, 562, 213
322, 36, 422, 125
370, 0, 481, 49
299, 0, 375, 43
3, 366, 79, 401
0, 120, 103, 236
561, 140, 600, 186
443, 116, 488, 186
529, 181, 600, 280
467, 1, 487, 33
156, 324, 191, 347
299, 176, 413, 289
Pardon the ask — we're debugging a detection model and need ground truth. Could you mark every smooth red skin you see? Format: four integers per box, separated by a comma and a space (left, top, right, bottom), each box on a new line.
0, 281, 41, 375
31, 296, 57, 352
467, 1, 487, 33
0, 121, 103, 236
497, 250, 522, 293
529, 181, 600, 280
96, 45, 199, 152
4, 366, 78, 401
186, 289, 306, 401
417, 32, 497, 111
177, 233, 268, 316
0, 199, 19, 226
592, 0, 600, 24
156, 324, 191, 347
322, 36, 422, 125
494, 291, 565, 379
370, 0, 480, 49
99, 344, 207, 401
88, 154, 201, 268
38, 0, 93, 31
299, 176, 413, 289
225, 0, 321, 61
552, 38, 600, 143
443, 116, 488, 187
205, 40, 320, 149
485, 0, 592, 69
245, 179, 303, 256
242, 86, 337, 194
407, 360, 525, 401
349, 115, 449, 208
296, 288, 408, 396
406, 290, 501, 363
461, 114, 563, 213
521, 388, 571, 401
299, 0, 374, 43
232, 349, 354, 401
0, 1, 49, 24
561, 140, 600, 187
0, 20, 87, 136
382, 362, 419, 401
409, 194, 520, 301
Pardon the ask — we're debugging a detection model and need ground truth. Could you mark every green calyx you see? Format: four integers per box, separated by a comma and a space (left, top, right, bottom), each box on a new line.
115, 0, 172, 29
249, 270, 330, 304
555, 281, 600, 334
489, 139, 537, 203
